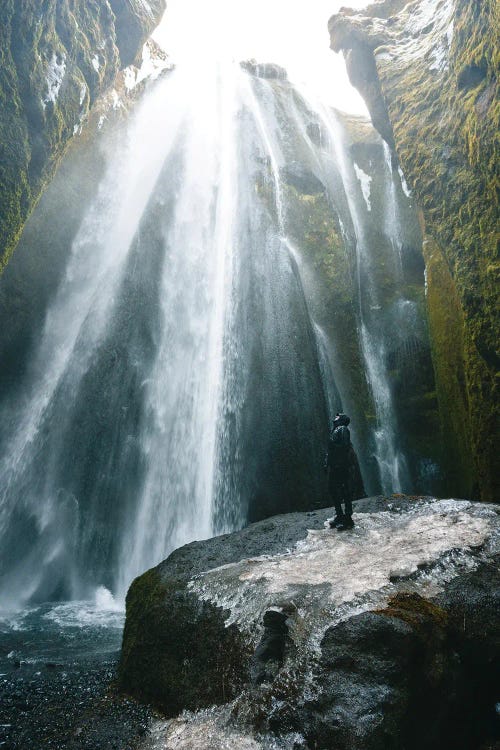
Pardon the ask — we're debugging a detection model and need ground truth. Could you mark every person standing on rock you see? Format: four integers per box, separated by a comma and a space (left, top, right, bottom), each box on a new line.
326, 413, 354, 531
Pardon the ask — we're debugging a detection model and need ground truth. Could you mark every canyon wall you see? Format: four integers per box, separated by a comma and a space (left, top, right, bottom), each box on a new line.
329, 0, 499, 501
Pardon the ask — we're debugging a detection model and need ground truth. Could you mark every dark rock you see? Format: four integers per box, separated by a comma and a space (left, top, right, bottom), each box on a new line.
119, 505, 347, 712
0, 657, 153, 750
306, 121, 323, 146
327, 14, 395, 148
457, 63, 487, 91
305, 594, 458, 749
109, 0, 165, 68
119, 497, 499, 748
240, 60, 288, 80
119, 568, 252, 715
280, 162, 326, 195
251, 608, 294, 685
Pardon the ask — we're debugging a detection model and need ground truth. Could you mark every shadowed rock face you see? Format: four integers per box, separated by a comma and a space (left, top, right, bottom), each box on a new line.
0, 0, 165, 270
119, 496, 500, 749
308, 579, 499, 750
328, 0, 499, 503
109, 0, 165, 67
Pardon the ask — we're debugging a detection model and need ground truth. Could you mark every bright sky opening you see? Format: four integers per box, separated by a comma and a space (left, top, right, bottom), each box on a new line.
153, 0, 371, 115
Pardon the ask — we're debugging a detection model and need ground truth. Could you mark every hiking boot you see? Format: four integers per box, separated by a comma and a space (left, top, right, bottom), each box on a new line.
329, 515, 344, 528
337, 516, 354, 531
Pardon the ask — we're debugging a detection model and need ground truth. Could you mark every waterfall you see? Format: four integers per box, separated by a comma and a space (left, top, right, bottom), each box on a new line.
0, 62, 330, 610
115, 60, 241, 596
0, 10, 433, 609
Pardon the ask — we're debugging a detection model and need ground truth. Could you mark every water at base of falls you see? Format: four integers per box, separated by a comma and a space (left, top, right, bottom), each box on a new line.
0, 48, 431, 610
0, 589, 128, 749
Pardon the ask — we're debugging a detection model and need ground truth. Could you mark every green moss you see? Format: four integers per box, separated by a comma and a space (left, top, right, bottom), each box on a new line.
287, 190, 351, 299
373, 0, 499, 500
119, 568, 168, 670
119, 567, 252, 715
423, 237, 476, 495
0, 0, 164, 272
0, 1, 31, 270
283, 183, 374, 430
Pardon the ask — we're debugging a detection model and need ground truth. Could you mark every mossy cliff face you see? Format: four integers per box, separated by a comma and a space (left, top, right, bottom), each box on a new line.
329, 0, 499, 501
0, 0, 165, 271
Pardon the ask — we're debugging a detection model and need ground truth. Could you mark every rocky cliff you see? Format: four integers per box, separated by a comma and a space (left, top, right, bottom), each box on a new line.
0, 0, 165, 271
119, 496, 500, 749
328, 0, 499, 502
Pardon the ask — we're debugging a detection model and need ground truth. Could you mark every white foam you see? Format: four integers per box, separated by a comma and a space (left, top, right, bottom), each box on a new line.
143, 707, 303, 750
94, 585, 123, 612
42, 590, 124, 629
189, 501, 497, 638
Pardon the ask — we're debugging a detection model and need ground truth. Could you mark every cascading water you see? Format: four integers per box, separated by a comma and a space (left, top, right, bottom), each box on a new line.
115, 60, 240, 597
284, 90, 413, 493
0, 3, 436, 613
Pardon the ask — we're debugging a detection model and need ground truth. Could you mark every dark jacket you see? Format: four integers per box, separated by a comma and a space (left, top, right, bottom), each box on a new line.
327, 425, 351, 469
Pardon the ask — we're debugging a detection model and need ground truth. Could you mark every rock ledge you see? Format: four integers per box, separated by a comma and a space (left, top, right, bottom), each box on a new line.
119, 496, 499, 749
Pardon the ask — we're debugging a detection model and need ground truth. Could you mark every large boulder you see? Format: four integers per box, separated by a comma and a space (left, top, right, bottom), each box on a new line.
119, 496, 500, 749
328, 1, 499, 503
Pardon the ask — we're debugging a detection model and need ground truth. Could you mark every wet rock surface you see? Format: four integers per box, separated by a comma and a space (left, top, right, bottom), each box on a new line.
119, 496, 500, 749
280, 163, 326, 195
240, 60, 288, 80
305, 572, 500, 750
109, 0, 166, 68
